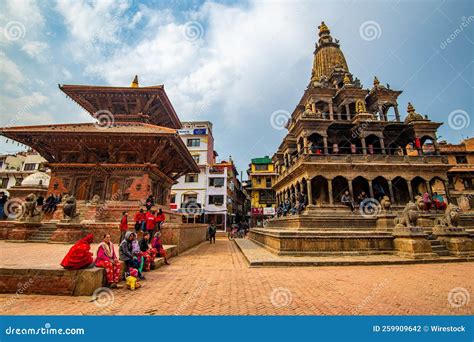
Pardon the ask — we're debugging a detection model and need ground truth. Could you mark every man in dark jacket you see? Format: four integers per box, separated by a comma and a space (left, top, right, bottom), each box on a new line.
208, 223, 217, 244
119, 231, 144, 279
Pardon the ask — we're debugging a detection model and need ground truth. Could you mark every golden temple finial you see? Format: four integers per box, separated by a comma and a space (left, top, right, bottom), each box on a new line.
131, 75, 139, 88
407, 102, 415, 113
373, 76, 379, 87
343, 73, 350, 85
356, 99, 366, 113
318, 21, 330, 35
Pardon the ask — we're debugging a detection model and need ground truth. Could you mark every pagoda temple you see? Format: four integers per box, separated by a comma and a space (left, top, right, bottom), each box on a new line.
248, 22, 474, 259
1, 77, 199, 205
271, 22, 451, 209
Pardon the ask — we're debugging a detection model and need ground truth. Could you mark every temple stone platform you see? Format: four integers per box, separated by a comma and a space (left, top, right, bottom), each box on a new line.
248, 210, 474, 258
0, 241, 177, 296
235, 238, 473, 267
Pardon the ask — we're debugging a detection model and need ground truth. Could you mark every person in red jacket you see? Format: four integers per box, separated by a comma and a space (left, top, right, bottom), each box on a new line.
119, 211, 128, 243
133, 209, 146, 233
145, 210, 156, 237
155, 209, 165, 231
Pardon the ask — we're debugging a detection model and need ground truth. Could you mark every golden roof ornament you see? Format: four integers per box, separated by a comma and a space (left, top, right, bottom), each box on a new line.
373, 76, 380, 87
131, 75, 139, 88
343, 73, 351, 85
318, 21, 330, 35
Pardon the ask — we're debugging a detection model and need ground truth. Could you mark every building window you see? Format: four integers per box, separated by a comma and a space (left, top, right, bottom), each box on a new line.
23, 163, 36, 171
187, 139, 200, 147
15, 177, 22, 186
266, 177, 272, 188
170, 194, 176, 203
455, 155, 468, 164
184, 194, 197, 202
185, 174, 199, 183
192, 155, 200, 164
0, 178, 8, 189
209, 177, 224, 187
255, 164, 268, 171
209, 195, 224, 205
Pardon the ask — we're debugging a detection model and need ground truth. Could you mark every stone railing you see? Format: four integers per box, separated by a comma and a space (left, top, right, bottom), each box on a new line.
279, 154, 447, 178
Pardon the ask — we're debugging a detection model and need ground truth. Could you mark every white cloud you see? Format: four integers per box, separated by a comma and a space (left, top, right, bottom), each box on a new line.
21, 40, 48, 60
0, 91, 52, 127
0, 51, 26, 93
0, 0, 44, 44
81, 1, 317, 124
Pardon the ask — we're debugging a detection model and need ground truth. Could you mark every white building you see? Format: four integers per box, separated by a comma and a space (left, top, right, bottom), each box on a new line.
171, 121, 215, 219
0, 151, 48, 194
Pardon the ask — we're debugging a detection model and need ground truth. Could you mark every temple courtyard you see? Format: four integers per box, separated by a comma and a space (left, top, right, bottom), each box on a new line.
0, 238, 472, 315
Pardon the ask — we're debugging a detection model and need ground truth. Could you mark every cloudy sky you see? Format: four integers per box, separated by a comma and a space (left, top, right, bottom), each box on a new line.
0, 0, 472, 175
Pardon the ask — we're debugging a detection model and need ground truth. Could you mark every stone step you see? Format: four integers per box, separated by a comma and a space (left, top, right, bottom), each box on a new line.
429, 240, 450, 256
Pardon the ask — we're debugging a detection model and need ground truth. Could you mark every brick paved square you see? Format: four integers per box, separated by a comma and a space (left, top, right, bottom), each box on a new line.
0, 239, 472, 315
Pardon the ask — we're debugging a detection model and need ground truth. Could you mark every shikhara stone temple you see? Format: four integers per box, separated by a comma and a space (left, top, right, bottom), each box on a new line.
0, 77, 207, 247
250, 22, 474, 259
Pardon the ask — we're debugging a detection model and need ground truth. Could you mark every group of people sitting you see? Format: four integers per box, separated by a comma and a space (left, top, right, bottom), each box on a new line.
276, 191, 307, 217
416, 191, 447, 212
60, 206, 170, 290
41, 193, 62, 213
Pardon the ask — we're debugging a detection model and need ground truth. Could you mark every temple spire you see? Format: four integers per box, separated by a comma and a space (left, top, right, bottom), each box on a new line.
131, 75, 139, 88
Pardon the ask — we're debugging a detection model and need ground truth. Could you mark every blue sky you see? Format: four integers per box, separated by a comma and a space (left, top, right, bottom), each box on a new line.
0, 0, 472, 176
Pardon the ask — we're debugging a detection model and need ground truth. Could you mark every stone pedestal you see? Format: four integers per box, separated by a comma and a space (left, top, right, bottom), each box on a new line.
50, 220, 87, 243
376, 214, 396, 231
432, 226, 474, 257
392, 226, 437, 259
8, 221, 41, 242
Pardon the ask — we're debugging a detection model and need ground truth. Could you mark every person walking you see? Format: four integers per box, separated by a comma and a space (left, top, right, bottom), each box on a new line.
119, 211, 128, 243
208, 222, 217, 244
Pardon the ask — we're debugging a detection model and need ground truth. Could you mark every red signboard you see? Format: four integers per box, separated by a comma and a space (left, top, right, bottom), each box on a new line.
251, 208, 263, 215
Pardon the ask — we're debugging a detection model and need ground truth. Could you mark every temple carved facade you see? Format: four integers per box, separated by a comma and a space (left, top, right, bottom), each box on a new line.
272, 22, 452, 209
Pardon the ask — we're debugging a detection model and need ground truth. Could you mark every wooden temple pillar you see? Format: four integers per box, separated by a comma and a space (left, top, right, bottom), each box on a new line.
327, 179, 334, 205
407, 180, 414, 202
307, 179, 313, 205
387, 179, 395, 204
368, 180, 374, 199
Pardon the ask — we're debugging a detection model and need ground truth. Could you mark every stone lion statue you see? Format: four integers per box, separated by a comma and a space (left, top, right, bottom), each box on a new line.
414, 195, 425, 211
436, 203, 460, 228
380, 196, 391, 211
63, 196, 78, 219
22, 193, 40, 219
394, 201, 419, 228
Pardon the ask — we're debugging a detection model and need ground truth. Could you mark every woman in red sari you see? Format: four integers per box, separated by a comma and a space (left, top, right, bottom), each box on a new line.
95, 234, 122, 288
60, 234, 94, 270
